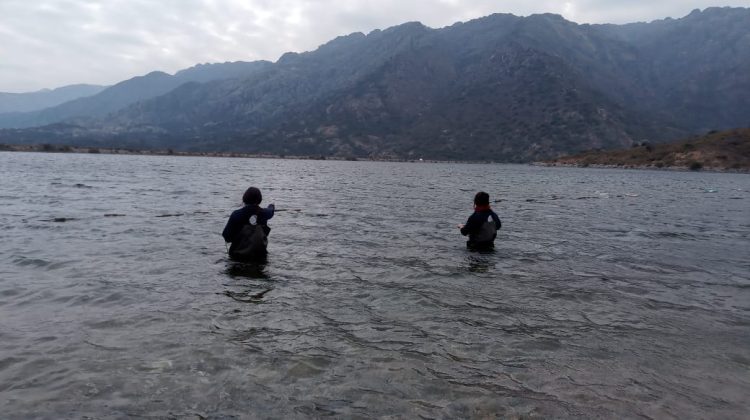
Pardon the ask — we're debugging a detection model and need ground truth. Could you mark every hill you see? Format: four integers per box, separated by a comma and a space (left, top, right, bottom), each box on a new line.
541, 128, 750, 172
0, 61, 272, 129
0, 84, 106, 114
1, 7, 748, 161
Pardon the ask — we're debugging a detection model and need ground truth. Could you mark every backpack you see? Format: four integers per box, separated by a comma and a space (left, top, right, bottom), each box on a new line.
471, 215, 498, 243
229, 217, 270, 260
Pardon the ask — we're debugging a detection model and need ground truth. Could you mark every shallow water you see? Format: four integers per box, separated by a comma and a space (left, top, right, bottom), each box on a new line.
1, 151, 749, 418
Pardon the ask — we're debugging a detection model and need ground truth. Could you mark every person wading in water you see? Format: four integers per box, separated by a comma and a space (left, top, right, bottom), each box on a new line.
458, 191, 501, 251
222, 187, 275, 260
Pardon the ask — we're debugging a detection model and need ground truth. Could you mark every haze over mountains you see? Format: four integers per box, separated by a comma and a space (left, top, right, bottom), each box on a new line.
0, 85, 106, 114
0, 61, 271, 130
1, 7, 748, 161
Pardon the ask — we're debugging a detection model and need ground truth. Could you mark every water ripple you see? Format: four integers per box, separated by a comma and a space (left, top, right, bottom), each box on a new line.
0, 152, 748, 418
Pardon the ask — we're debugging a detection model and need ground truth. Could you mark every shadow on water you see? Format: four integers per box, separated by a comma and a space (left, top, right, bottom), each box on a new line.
221, 259, 274, 303
224, 259, 269, 279
222, 288, 273, 303
465, 249, 496, 273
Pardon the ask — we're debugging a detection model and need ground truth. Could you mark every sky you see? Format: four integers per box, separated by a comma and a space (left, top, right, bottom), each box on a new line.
1, 0, 749, 92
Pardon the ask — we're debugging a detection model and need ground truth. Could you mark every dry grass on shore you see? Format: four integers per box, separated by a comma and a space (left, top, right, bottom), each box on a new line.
542, 128, 750, 172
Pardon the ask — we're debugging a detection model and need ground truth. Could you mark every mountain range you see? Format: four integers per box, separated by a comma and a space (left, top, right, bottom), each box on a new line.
1, 7, 748, 161
0, 61, 271, 130
0, 85, 106, 114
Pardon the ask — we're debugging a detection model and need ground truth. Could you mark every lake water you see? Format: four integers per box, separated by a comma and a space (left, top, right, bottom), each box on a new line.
1, 151, 748, 418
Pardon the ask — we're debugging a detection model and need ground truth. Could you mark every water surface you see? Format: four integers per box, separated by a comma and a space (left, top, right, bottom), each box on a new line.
1, 152, 748, 418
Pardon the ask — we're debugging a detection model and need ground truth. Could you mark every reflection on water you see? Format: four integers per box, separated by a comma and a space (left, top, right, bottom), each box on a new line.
225, 260, 269, 279
1, 151, 749, 418
223, 288, 273, 303
465, 253, 495, 273
223, 261, 272, 303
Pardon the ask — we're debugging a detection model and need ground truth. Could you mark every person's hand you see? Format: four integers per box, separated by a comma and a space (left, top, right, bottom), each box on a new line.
457, 224, 465, 229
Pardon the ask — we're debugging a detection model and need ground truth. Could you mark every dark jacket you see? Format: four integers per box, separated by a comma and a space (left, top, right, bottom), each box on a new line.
222, 204, 275, 243
461, 209, 501, 248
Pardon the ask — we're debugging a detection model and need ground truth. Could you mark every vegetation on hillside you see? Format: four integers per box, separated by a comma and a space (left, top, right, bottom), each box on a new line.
542, 129, 750, 171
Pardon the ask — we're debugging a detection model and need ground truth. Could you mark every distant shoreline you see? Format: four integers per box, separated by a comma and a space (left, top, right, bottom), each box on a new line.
0, 143, 461, 164
531, 161, 750, 174
4, 141, 748, 174
538, 128, 750, 174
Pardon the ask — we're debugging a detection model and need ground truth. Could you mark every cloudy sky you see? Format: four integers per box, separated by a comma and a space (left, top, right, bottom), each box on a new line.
1, 0, 748, 92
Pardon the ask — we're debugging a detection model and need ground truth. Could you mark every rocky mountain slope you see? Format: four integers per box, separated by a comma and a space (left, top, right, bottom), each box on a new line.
541, 128, 750, 171
0, 61, 272, 129
1, 7, 748, 161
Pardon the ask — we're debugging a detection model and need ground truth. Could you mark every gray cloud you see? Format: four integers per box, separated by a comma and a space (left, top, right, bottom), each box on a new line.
1, 0, 748, 92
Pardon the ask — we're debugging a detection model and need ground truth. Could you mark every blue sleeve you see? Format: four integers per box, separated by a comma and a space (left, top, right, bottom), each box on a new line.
263, 204, 275, 221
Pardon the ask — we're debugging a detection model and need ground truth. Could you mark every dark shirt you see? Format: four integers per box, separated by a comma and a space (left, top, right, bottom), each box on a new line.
460, 209, 501, 243
222, 204, 275, 243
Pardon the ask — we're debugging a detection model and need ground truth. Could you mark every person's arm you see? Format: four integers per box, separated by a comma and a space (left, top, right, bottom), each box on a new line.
263, 203, 275, 220
460, 213, 480, 236
493, 213, 501, 230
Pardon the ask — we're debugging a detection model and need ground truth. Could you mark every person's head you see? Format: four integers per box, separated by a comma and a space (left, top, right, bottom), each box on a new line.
242, 187, 262, 205
474, 191, 490, 206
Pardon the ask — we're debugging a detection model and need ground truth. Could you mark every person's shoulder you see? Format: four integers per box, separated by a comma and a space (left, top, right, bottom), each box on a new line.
231, 206, 248, 217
